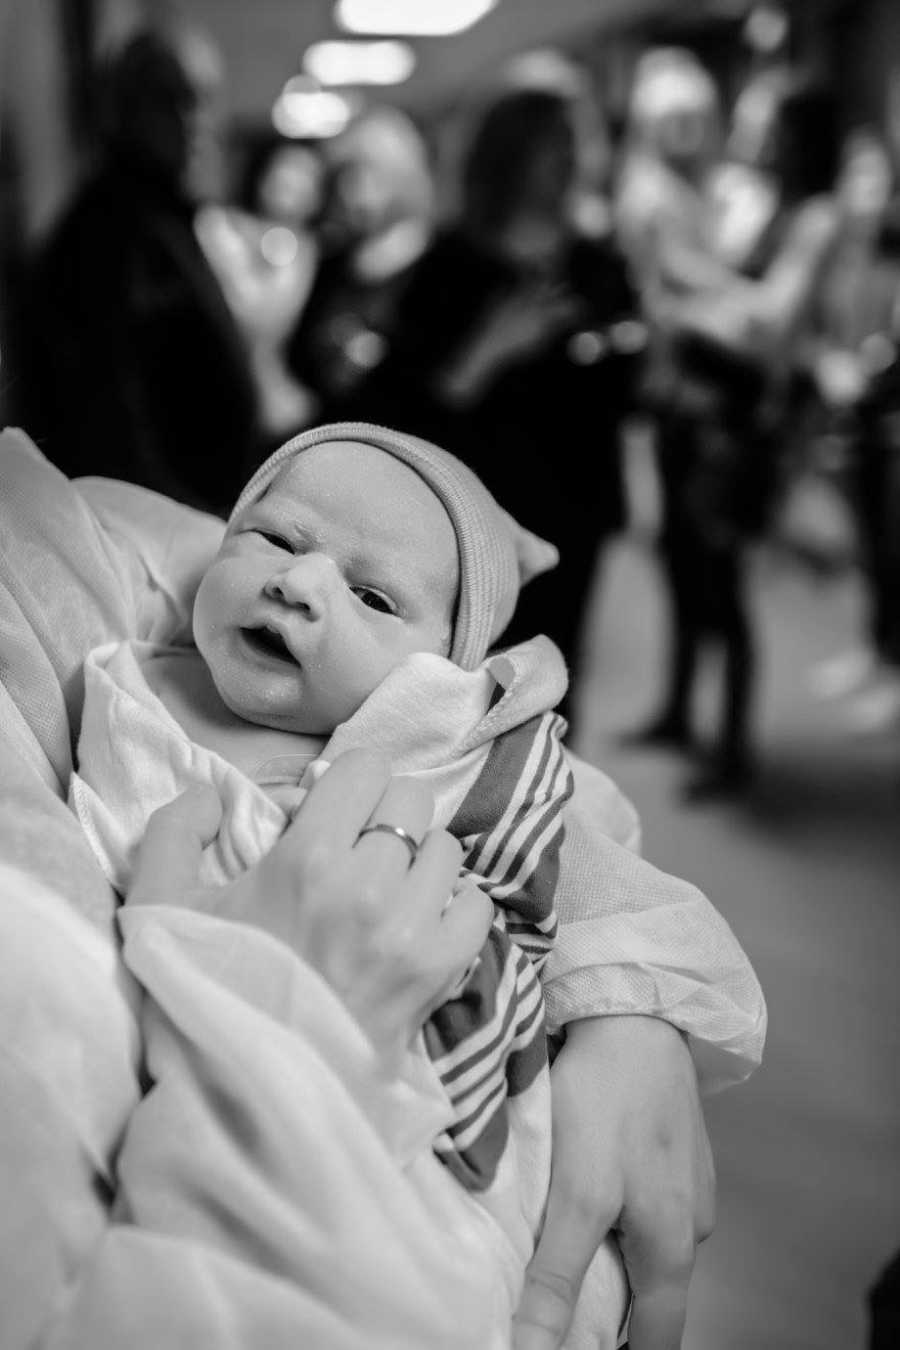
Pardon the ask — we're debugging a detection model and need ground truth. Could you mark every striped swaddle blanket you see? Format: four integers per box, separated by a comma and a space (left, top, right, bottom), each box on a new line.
426, 709, 573, 1190
72, 637, 573, 1194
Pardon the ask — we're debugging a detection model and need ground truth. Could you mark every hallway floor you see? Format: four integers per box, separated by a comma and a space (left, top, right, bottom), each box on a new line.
571, 538, 900, 1350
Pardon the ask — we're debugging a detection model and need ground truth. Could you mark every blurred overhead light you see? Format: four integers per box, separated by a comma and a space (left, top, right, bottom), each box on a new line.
272, 76, 356, 138
744, 4, 788, 53
335, 0, 497, 37
260, 226, 300, 266
303, 39, 415, 86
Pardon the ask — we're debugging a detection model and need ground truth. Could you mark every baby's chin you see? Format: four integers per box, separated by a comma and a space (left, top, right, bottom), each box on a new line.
238, 702, 337, 739
202, 672, 323, 736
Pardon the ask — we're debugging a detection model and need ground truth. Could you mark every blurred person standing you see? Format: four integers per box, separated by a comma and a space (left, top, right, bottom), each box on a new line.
616, 48, 732, 346
614, 49, 740, 767
349, 69, 645, 730
286, 105, 435, 423
13, 24, 261, 515
676, 73, 842, 797
619, 59, 843, 798
851, 83, 900, 731
803, 129, 900, 731
195, 137, 325, 446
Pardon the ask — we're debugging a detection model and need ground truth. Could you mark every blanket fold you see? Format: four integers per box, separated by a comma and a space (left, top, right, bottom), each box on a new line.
0, 429, 763, 1348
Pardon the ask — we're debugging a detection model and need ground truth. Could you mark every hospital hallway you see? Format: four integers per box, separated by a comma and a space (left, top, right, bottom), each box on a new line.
571, 536, 900, 1350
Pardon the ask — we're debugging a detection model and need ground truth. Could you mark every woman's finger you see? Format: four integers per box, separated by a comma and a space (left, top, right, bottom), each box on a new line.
623, 1280, 690, 1350
354, 774, 436, 879
619, 1194, 696, 1350
278, 748, 393, 857
428, 878, 494, 992
513, 1164, 619, 1350
128, 785, 222, 908
400, 828, 463, 912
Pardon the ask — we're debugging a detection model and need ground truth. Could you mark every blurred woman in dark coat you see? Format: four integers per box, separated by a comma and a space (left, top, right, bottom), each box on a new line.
349, 77, 644, 726
15, 27, 260, 515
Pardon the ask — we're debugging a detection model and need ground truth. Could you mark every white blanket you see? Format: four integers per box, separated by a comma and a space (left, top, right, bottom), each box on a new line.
0, 429, 764, 1348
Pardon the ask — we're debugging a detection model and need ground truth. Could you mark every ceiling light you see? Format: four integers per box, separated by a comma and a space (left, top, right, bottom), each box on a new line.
260, 226, 300, 266
744, 4, 789, 52
272, 76, 356, 138
335, 0, 497, 38
303, 39, 415, 86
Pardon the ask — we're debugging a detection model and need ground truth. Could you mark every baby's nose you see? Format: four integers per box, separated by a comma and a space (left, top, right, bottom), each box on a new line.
264, 552, 339, 617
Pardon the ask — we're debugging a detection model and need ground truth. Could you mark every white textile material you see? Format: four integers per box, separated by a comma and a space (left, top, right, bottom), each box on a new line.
69, 635, 566, 893
0, 428, 764, 1348
68, 635, 629, 1343
0, 861, 514, 1349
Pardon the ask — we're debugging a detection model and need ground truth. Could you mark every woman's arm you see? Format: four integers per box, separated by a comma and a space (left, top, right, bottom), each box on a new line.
514, 755, 765, 1350
669, 198, 842, 367
516, 1016, 715, 1350
743, 198, 842, 352
0, 753, 500, 1350
434, 282, 582, 406
548, 753, 766, 1089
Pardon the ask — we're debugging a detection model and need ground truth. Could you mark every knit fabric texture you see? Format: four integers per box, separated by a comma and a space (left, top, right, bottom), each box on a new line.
231, 421, 525, 671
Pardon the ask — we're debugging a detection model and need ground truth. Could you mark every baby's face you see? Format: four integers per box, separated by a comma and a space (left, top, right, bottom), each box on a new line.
193, 440, 459, 734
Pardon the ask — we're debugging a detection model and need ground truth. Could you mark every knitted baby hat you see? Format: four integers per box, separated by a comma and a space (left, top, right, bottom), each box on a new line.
230, 421, 557, 670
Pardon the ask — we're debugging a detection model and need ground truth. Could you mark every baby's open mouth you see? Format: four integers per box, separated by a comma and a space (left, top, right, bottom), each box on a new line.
242, 625, 296, 664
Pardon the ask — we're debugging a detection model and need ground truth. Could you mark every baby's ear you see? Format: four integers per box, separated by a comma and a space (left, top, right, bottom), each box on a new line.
499, 507, 559, 587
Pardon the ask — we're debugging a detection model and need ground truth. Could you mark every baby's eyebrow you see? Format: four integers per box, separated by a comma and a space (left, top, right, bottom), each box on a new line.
239, 498, 318, 545
371, 552, 457, 615
347, 543, 404, 585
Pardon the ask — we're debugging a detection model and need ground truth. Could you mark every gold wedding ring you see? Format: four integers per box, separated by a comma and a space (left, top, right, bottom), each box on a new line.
357, 822, 420, 863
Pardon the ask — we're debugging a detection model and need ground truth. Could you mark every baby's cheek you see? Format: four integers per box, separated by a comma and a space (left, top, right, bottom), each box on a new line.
409, 616, 453, 661
201, 557, 251, 614
194, 561, 237, 646
326, 624, 398, 709
192, 574, 214, 645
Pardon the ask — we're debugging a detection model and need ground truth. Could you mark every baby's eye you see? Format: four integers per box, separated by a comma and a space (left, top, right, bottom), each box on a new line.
351, 585, 397, 615
252, 529, 291, 550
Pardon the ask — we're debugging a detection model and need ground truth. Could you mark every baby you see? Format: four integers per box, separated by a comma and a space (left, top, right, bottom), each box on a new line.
72, 421, 577, 1198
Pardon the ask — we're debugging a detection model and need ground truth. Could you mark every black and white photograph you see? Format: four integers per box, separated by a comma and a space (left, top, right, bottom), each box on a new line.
0, 2, 898, 1347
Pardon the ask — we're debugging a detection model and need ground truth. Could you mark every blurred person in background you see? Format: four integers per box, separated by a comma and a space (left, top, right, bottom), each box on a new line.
616, 48, 730, 330
195, 136, 324, 446
802, 127, 900, 734
849, 89, 900, 736
680, 71, 842, 796
286, 105, 435, 422
707, 65, 790, 275
614, 47, 735, 765
12, 23, 261, 515
348, 65, 645, 731
619, 58, 843, 798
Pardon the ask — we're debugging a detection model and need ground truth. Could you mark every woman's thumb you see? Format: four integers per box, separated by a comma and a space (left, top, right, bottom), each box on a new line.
128, 786, 223, 908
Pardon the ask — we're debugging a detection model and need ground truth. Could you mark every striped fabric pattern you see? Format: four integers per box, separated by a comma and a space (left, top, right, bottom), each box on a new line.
424, 710, 573, 1190
71, 636, 575, 1197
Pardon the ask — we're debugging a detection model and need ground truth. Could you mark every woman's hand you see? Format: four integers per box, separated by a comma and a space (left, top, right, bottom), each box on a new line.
127, 749, 493, 1067
440, 283, 581, 404
513, 1015, 715, 1350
